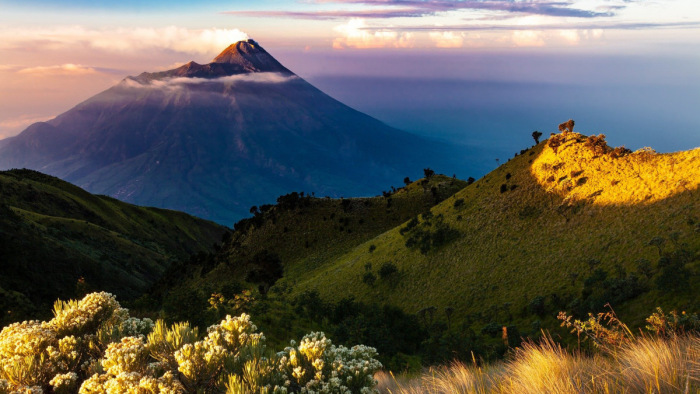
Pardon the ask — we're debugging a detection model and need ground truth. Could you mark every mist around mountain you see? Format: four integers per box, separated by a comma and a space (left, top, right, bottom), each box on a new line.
0, 39, 482, 226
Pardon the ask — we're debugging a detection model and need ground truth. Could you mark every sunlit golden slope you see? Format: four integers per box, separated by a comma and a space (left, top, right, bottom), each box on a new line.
532, 132, 699, 205
291, 130, 700, 332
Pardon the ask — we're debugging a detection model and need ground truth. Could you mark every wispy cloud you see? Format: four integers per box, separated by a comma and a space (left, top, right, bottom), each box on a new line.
122, 72, 298, 90
372, 20, 700, 32
17, 63, 98, 76
224, 0, 613, 20
0, 26, 249, 56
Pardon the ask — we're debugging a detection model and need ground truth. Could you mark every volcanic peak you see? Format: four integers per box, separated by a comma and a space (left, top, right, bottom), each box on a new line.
212, 39, 291, 74
129, 39, 292, 83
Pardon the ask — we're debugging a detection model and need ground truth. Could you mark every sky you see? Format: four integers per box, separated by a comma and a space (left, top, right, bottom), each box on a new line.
1, 0, 699, 158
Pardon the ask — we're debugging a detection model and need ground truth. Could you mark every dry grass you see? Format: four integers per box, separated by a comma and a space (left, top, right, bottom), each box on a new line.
378, 335, 700, 393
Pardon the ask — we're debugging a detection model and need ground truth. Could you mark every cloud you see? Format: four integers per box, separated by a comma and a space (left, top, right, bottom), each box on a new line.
122, 72, 298, 90
372, 20, 700, 32
333, 19, 414, 49
0, 26, 249, 56
17, 64, 98, 76
224, 0, 613, 20
429, 31, 465, 48
512, 30, 546, 47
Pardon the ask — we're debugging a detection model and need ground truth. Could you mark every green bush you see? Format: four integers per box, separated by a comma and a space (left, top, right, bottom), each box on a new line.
379, 263, 399, 279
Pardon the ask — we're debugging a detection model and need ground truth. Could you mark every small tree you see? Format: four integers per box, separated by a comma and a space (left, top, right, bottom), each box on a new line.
532, 130, 543, 144
403, 177, 411, 186
423, 168, 435, 179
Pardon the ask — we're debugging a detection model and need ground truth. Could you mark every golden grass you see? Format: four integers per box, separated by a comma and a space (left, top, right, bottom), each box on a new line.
531, 133, 700, 206
378, 335, 700, 393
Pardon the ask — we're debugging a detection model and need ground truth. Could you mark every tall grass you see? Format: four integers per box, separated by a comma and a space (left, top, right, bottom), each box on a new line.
378, 335, 700, 393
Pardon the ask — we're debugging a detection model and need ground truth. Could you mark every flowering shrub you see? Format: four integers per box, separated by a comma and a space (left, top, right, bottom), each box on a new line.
277, 332, 382, 393
0, 292, 381, 393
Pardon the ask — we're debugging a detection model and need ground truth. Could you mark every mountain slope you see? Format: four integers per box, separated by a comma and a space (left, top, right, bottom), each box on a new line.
0, 40, 482, 225
283, 131, 700, 330
151, 174, 467, 295
0, 169, 227, 325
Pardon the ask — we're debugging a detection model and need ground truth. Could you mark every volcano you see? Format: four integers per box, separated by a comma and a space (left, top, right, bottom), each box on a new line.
0, 39, 478, 225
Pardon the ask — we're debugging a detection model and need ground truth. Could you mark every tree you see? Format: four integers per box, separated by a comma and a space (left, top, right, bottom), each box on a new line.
532, 130, 543, 144
403, 177, 411, 186
423, 168, 435, 179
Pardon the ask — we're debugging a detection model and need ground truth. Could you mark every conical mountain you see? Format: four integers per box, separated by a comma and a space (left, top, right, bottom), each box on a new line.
0, 40, 481, 225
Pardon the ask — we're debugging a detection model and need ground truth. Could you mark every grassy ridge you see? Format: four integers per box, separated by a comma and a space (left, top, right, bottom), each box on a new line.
291, 132, 699, 333
0, 169, 228, 324
173, 174, 467, 291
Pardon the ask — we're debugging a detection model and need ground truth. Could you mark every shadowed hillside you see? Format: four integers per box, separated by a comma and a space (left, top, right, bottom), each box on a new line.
0, 169, 228, 325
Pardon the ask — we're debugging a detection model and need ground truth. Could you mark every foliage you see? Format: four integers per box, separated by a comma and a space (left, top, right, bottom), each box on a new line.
381, 308, 700, 393
0, 292, 381, 393
558, 305, 635, 353
0, 169, 226, 326
378, 263, 398, 279
531, 130, 542, 144
402, 214, 460, 255
645, 308, 700, 337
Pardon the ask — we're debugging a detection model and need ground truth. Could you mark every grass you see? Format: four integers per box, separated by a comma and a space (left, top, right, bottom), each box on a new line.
0, 169, 227, 324
291, 131, 700, 336
378, 334, 700, 393
172, 174, 467, 291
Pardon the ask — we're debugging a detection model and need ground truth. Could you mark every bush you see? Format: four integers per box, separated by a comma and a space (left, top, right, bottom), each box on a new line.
584, 134, 610, 157
528, 296, 546, 317
363, 272, 377, 286
379, 263, 399, 279
0, 293, 382, 393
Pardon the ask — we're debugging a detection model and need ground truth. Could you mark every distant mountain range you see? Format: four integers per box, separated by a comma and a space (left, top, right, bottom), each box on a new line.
0, 39, 483, 225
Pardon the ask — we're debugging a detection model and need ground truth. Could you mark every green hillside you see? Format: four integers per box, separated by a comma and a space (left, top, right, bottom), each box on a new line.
135, 129, 699, 367
188, 174, 466, 288
0, 169, 228, 325
293, 131, 699, 334
145, 175, 467, 352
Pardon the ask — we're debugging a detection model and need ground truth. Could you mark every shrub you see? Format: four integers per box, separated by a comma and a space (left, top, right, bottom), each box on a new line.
423, 168, 435, 179
453, 198, 465, 209
584, 134, 610, 156
363, 272, 377, 286
532, 130, 543, 144
379, 263, 399, 279
528, 296, 546, 317
368, 244, 376, 253
0, 293, 382, 393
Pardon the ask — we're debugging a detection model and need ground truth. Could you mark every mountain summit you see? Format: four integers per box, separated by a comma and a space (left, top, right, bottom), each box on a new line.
0, 40, 478, 225
212, 39, 291, 73
131, 39, 291, 82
